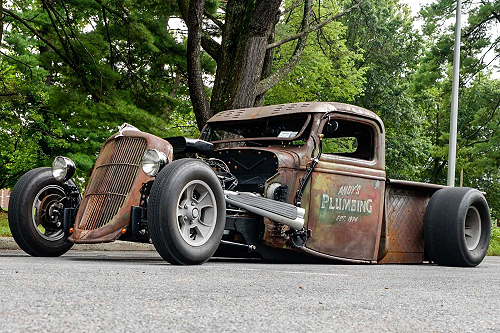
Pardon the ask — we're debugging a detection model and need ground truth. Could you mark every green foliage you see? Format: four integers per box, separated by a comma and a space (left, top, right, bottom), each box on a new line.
416, 0, 500, 219
0, 0, 209, 187
1, 0, 500, 224
266, 1, 367, 105
268, 0, 432, 181
323, 137, 357, 154
342, 0, 428, 180
0, 46, 65, 188
487, 227, 500, 256
0, 210, 10, 237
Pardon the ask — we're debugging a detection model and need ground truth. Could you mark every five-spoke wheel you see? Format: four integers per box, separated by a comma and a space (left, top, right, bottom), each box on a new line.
148, 159, 226, 265
176, 180, 217, 246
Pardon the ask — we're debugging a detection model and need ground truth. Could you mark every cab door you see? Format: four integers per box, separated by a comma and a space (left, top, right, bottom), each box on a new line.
305, 115, 385, 261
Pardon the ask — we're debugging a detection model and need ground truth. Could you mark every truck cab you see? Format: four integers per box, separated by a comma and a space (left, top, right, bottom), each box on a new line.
199, 102, 490, 266
200, 102, 387, 262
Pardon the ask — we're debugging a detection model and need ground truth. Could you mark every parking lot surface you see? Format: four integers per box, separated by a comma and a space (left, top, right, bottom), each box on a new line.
1, 251, 499, 332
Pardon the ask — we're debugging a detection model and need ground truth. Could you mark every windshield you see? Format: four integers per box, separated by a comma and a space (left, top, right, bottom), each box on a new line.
202, 114, 311, 147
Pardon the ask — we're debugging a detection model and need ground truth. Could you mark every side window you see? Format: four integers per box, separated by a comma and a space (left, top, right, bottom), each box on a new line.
321, 118, 374, 161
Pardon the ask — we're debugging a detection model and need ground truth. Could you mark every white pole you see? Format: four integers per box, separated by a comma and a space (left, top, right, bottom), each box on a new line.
447, 0, 462, 187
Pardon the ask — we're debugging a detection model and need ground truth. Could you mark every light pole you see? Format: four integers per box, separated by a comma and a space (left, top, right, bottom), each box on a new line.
447, 0, 462, 187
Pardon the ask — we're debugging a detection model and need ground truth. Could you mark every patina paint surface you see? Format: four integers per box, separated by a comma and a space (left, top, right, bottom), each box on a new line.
306, 166, 385, 260
70, 130, 173, 243
206, 102, 382, 124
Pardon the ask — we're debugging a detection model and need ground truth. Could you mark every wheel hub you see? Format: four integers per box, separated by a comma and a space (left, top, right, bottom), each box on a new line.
38, 194, 62, 228
176, 180, 217, 247
32, 185, 66, 241
191, 207, 199, 219
464, 206, 481, 251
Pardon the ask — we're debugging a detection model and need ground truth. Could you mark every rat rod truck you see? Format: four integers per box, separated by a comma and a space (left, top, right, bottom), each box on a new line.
8, 102, 491, 266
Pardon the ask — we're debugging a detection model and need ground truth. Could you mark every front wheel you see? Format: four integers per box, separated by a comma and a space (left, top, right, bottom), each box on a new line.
424, 187, 491, 267
8, 168, 75, 256
148, 159, 226, 265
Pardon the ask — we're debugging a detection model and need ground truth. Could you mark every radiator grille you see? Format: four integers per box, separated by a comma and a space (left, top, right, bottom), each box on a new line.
78, 137, 147, 230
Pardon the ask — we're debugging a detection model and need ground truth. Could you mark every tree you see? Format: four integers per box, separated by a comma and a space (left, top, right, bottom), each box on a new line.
178, 0, 367, 130
264, 0, 427, 180
341, 0, 427, 180
415, 0, 500, 218
0, 0, 204, 185
264, 1, 367, 105
420, 0, 500, 82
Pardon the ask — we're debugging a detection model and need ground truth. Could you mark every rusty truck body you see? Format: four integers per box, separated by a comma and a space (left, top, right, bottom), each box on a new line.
9, 102, 491, 266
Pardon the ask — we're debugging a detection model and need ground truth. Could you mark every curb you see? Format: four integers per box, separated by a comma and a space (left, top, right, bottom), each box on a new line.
0, 237, 155, 251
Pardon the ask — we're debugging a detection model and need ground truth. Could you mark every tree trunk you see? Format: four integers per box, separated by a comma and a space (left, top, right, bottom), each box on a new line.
209, 0, 281, 114
186, 0, 359, 128
254, 25, 277, 107
186, 0, 210, 130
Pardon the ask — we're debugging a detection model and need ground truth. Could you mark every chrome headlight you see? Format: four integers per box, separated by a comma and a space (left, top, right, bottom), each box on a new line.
52, 156, 76, 182
141, 149, 168, 177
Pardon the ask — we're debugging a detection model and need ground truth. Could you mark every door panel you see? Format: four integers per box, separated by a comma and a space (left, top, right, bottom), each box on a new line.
306, 164, 385, 261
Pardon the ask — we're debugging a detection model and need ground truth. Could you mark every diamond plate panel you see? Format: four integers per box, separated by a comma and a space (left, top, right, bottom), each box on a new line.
385, 188, 432, 254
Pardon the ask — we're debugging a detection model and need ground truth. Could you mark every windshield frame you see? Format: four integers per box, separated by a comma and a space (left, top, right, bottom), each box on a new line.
202, 114, 312, 144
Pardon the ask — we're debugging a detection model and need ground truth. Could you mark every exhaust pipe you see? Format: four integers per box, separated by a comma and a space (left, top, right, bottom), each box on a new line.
224, 191, 305, 230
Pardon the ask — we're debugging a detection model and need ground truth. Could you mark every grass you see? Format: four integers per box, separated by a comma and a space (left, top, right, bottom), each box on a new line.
487, 227, 500, 256
0, 210, 11, 237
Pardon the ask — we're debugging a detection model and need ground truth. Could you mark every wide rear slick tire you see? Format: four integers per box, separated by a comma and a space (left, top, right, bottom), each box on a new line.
424, 187, 491, 267
8, 167, 74, 257
148, 159, 226, 265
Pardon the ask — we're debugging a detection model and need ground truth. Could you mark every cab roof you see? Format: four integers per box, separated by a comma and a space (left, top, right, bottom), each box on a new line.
207, 102, 383, 129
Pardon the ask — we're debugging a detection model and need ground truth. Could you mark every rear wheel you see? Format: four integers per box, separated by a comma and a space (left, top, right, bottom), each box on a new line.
8, 168, 75, 256
424, 187, 491, 267
148, 159, 226, 265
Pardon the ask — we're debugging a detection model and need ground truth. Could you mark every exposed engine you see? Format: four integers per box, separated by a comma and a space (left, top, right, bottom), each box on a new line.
204, 158, 238, 191
207, 149, 278, 194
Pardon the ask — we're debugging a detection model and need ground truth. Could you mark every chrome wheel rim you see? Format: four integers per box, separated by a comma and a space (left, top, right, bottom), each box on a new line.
176, 180, 217, 247
464, 206, 481, 251
32, 185, 66, 241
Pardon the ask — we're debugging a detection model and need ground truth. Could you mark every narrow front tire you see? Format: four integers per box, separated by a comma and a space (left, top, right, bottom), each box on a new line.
8, 168, 75, 257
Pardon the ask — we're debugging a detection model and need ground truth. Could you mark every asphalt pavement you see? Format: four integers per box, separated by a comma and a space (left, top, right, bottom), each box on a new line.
1, 250, 499, 333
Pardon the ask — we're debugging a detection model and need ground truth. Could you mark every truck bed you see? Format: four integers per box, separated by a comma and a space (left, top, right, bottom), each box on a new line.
378, 179, 446, 264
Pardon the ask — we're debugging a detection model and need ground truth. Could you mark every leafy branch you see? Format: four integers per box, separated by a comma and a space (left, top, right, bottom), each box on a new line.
266, 0, 366, 50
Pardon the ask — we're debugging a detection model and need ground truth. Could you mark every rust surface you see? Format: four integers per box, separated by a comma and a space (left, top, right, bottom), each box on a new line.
387, 179, 446, 191
303, 114, 386, 261
261, 168, 305, 249
216, 147, 304, 250
67, 102, 446, 265
209, 110, 390, 261
207, 102, 383, 126
378, 185, 436, 264
305, 169, 385, 261
69, 130, 172, 243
